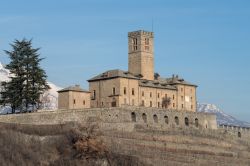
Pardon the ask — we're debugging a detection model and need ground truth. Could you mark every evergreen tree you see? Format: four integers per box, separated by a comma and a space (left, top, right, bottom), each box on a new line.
0, 39, 50, 113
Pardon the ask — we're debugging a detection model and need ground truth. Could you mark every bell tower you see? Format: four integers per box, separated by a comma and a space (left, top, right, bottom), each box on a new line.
128, 30, 154, 80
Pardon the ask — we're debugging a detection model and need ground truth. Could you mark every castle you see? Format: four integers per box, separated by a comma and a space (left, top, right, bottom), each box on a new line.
58, 30, 197, 111
0, 30, 249, 166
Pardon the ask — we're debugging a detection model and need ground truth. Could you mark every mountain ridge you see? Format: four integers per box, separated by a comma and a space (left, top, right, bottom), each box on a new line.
197, 103, 250, 127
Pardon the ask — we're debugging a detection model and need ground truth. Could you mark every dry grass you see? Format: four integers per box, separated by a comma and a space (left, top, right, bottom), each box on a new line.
0, 122, 144, 166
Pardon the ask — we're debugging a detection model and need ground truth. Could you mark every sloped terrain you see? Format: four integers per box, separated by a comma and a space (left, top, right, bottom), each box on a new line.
102, 126, 250, 166
0, 122, 144, 166
0, 122, 249, 166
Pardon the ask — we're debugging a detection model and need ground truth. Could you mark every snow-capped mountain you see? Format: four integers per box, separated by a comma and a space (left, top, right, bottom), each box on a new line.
0, 61, 62, 113
40, 82, 62, 110
0, 62, 11, 81
197, 103, 250, 127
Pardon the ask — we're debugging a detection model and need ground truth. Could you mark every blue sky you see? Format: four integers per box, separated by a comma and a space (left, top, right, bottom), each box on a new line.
0, 0, 250, 121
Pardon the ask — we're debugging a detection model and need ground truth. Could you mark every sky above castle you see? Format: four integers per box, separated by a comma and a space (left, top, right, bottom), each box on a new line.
0, 0, 249, 121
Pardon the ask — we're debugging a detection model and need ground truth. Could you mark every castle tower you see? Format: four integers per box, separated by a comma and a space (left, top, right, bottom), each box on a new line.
128, 30, 154, 80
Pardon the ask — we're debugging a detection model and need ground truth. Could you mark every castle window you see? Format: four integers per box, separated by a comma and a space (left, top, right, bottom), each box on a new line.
158, 102, 160, 108
133, 38, 138, 51
111, 100, 116, 107
73, 99, 76, 104
191, 97, 193, 102
141, 100, 145, 106
181, 88, 183, 92
83, 100, 85, 105
175, 116, 179, 125
181, 96, 184, 101
132, 88, 135, 95
153, 114, 158, 123
150, 92, 152, 98
102, 102, 104, 106
173, 103, 175, 108
158, 93, 160, 98
182, 104, 184, 109
142, 113, 147, 123
185, 117, 189, 126
145, 38, 149, 51
173, 95, 175, 100
195, 118, 199, 127
164, 116, 169, 124
145, 38, 149, 45
92, 90, 96, 100
142, 91, 144, 97
238, 132, 241, 138
124, 87, 127, 95
112, 87, 116, 95
150, 101, 152, 107
131, 112, 136, 122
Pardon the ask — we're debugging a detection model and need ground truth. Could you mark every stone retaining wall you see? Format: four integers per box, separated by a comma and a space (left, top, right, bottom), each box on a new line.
0, 106, 217, 130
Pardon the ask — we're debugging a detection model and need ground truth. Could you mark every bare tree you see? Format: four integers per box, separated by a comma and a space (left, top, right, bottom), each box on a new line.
162, 97, 171, 109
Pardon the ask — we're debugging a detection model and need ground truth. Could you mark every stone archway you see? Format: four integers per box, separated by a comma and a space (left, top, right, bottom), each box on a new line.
175, 116, 179, 125
142, 113, 147, 123
185, 117, 189, 126
164, 115, 168, 124
131, 112, 136, 122
153, 114, 158, 123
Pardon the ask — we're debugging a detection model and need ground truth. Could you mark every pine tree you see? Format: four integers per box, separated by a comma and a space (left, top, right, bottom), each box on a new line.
0, 39, 50, 113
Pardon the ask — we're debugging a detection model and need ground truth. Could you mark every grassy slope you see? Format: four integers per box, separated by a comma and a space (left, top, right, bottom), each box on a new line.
0, 122, 250, 166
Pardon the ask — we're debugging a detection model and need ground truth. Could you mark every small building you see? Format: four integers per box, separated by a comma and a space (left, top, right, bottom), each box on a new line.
58, 85, 90, 109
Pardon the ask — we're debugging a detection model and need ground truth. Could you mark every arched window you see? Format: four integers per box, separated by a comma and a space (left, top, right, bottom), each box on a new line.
153, 114, 158, 123
164, 116, 168, 124
142, 113, 147, 123
238, 132, 241, 138
131, 112, 136, 122
185, 117, 189, 126
195, 118, 199, 127
175, 116, 179, 125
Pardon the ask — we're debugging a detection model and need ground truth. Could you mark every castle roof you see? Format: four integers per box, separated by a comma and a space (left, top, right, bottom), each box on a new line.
162, 76, 198, 87
139, 80, 177, 90
88, 70, 197, 88
58, 85, 90, 93
87, 69, 139, 82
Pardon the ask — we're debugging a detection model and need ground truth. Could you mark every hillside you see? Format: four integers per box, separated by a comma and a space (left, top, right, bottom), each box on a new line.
0, 122, 249, 166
